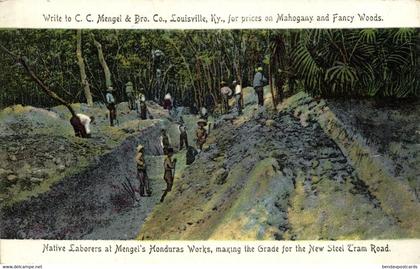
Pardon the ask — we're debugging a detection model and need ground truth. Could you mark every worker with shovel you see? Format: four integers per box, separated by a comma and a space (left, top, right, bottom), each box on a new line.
160, 147, 177, 202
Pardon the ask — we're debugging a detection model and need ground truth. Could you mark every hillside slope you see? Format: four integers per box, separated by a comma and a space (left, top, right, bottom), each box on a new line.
138, 91, 420, 240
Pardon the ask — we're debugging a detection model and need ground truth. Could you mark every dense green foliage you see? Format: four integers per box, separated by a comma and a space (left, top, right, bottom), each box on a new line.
292, 29, 419, 98
0, 29, 418, 109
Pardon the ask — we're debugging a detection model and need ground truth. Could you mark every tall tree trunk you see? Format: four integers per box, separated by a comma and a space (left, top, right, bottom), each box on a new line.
76, 30, 93, 106
268, 56, 277, 110
92, 34, 112, 89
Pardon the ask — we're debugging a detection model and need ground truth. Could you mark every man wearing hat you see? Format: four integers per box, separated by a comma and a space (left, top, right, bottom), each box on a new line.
125, 81, 135, 110
220, 81, 232, 114
160, 147, 177, 202
135, 144, 151, 197
106, 86, 117, 126
253, 67, 267, 106
195, 119, 208, 151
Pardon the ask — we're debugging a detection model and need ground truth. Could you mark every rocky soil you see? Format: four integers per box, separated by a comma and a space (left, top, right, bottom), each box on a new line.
1, 87, 419, 240
139, 93, 418, 240
0, 101, 202, 239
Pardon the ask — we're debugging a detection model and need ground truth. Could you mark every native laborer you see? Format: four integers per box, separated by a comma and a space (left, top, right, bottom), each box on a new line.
163, 93, 173, 111
106, 86, 117, 126
135, 144, 151, 197
139, 99, 149, 120
125, 81, 135, 110
178, 117, 188, 150
160, 147, 177, 202
199, 106, 208, 121
77, 113, 95, 138
253, 67, 267, 106
160, 129, 171, 155
135, 88, 147, 119
195, 119, 208, 151
70, 115, 88, 138
233, 80, 243, 115
220, 81, 232, 114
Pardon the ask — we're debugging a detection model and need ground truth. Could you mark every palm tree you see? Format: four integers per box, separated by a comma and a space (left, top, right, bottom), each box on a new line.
291, 28, 418, 98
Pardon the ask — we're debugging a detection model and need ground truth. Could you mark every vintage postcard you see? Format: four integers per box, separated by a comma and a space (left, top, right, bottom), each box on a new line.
0, 0, 419, 268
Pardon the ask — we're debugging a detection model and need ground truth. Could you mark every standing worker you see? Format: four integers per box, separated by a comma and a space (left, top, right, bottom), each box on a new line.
136, 88, 147, 119
106, 86, 117, 126
199, 106, 209, 121
135, 144, 151, 197
195, 119, 208, 152
139, 99, 149, 120
233, 80, 243, 115
160, 147, 177, 202
253, 67, 267, 106
163, 93, 173, 111
160, 129, 171, 155
125, 81, 135, 110
178, 117, 189, 150
220, 82, 232, 114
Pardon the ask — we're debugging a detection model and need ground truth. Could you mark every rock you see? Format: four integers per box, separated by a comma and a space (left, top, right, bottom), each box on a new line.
53, 158, 62, 165
321, 160, 333, 171
32, 169, 48, 178
265, 119, 275, 127
311, 160, 320, 169
282, 168, 294, 178
44, 153, 54, 159
312, 176, 322, 184
0, 168, 13, 177
16, 171, 29, 181
7, 174, 18, 181
65, 159, 73, 167
9, 154, 17, 161
213, 168, 228, 185
57, 164, 66, 172
59, 145, 65, 151
30, 177, 44, 183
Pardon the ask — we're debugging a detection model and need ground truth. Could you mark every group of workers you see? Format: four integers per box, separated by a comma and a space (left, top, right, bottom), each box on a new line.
69, 66, 267, 203
219, 66, 267, 115
134, 115, 209, 202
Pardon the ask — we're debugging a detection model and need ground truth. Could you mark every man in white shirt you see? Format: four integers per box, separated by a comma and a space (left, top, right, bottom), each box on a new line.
76, 113, 95, 138
106, 86, 117, 126
163, 93, 173, 110
178, 117, 188, 150
200, 106, 208, 121
106, 87, 115, 104
233, 80, 243, 115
